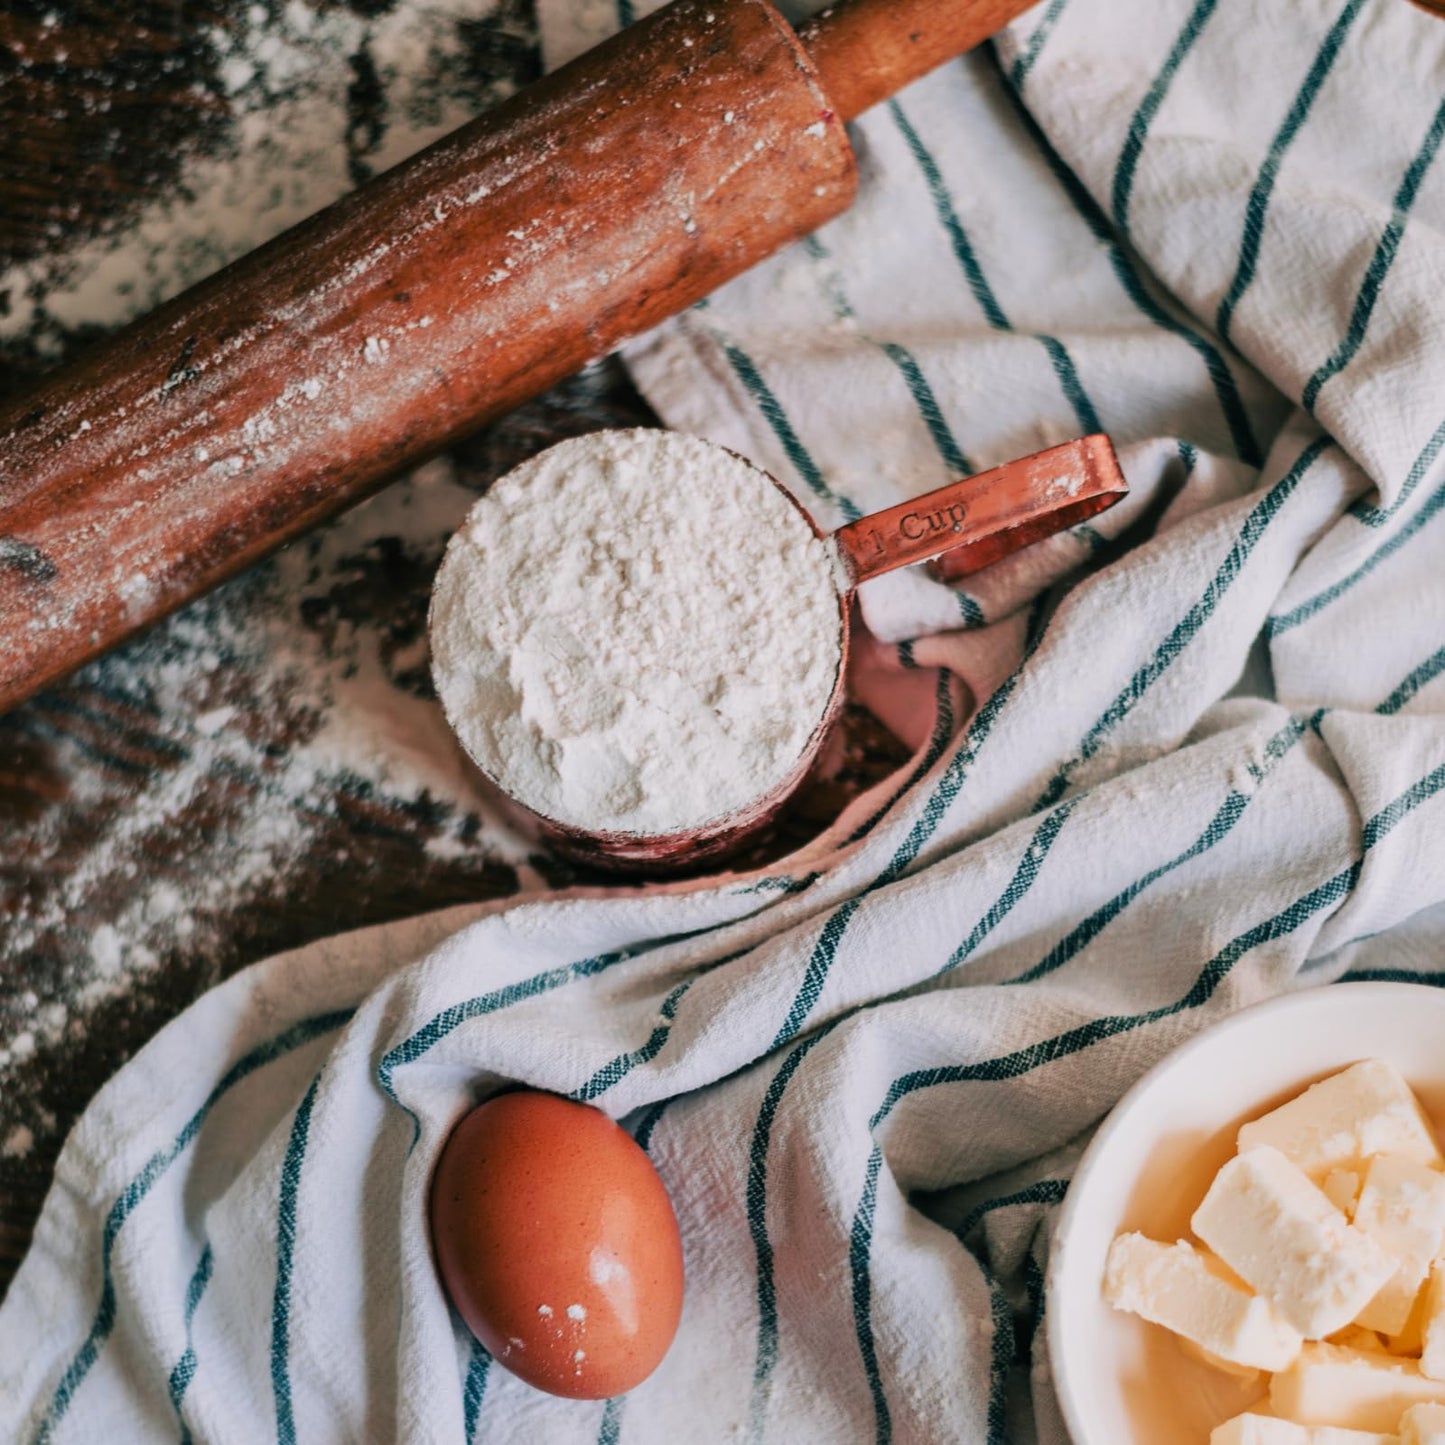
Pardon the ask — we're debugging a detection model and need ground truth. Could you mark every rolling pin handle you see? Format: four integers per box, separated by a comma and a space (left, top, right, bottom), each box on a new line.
799, 0, 1039, 123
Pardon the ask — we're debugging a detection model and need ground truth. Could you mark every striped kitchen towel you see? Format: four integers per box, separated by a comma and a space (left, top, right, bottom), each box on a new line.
7, 0, 1445, 1441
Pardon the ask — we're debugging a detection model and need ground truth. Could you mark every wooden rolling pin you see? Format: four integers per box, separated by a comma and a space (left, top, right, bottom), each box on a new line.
0, 0, 1032, 714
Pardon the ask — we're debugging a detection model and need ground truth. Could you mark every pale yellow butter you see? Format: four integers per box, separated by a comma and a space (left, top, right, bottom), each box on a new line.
1239, 1062, 1443, 1180
1177, 1335, 1266, 1384
1194, 1148, 1396, 1338
1420, 1263, 1445, 1381
1103, 1233, 1302, 1371
1332, 1326, 1391, 1353
1271, 1342, 1445, 1432
1211, 1413, 1396, 1444
1401, 1401, 1445, 1444
1386, 1306, 1426, 1359
1326, 1169, 1365, 1218
1353, 1157, 1445, 1335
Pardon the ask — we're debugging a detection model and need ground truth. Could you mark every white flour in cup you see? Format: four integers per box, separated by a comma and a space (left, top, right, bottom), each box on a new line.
428, 429, 844, 835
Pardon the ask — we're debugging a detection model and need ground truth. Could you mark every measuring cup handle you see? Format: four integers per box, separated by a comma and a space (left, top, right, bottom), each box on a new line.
830, 434, 1128, 588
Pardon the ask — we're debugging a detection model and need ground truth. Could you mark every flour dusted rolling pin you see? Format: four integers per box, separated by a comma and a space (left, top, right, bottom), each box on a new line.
0, 0, 1033, 714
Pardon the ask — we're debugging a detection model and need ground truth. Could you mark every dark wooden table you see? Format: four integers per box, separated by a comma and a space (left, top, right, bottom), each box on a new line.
0, 0, 906, 1299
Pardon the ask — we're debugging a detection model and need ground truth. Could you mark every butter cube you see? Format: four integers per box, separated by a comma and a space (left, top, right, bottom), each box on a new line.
1331, 1326, 1391, 1353
1103, 1233, 1302, 1370
1386, 1297, 1426, 1360
1401, 1402, 1445, 1443
1211, 1414, 1396, 1444
1239, 1062, 1442, 1179
1421, 1263, 1445, 1380
1178, 1335, 1266, 1383
1353, 1157, 1445, 1334
1271, 1342, 1445, 1431
1194, 1148, 1396, 1337
1326, 1169, 1365, 1218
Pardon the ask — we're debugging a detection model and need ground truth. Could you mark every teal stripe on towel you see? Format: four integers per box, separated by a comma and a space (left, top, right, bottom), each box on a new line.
598, 1396, 625, 1445
271, 1072, 321, 1445
877, 341, 972, 476
1344, 967, 1445, 986
1268, 452, 1445, 637
1034, 436, 1329, 810
954, 1180, 1069, 1245
981, 1259, 1015, 1445
1377, 645, 1445, 716
709, 331, 863, 524
1215, 0, 1366, 344
1302, 94, 1445, 414
1352, 416, 1445, 527
1010, 0, 1070, 90
573, 978, 695, 1103
378, 948, 638, 1144
888, 99, 1103, 439
462, 1337, 491, 1443
746, 1021, 844, 1442
937, 799, 1081, 978
167, 1244, 215, 1445
1112, 0, 1220, 238
802, 235, 973, 477
797, 237, 986, 626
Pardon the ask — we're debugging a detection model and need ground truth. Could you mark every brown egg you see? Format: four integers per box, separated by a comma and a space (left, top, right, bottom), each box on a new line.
429, 1089, 685, 1399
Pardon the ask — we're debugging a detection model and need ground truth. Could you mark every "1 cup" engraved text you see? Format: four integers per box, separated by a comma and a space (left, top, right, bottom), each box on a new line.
900, 501, 966, 540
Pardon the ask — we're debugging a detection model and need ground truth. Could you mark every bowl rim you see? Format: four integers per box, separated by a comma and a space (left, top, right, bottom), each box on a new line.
1045, 979, 1445, 1445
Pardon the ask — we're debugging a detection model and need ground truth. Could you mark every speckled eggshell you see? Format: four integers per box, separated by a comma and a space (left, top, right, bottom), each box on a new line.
429, 1090, 685, 1400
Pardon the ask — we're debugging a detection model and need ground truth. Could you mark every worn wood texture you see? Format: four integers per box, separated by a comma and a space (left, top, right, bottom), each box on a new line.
0, 0, 913, 1303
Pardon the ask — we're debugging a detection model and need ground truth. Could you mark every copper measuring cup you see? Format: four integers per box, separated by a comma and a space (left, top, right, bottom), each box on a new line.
450, 434, 1127, 874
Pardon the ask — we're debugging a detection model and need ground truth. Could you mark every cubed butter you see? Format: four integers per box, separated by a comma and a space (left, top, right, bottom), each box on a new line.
1271, 1342, 1445, 1431
1353, 1157, 1445, 1335
1194, 1148, 1396, 1337
1103, 1232, 1302, 1370
1326, 1170, 1365, 1218
1239, 1062, 1442, 1180
1401, 1402, 1445, 1444
1386, 1299, 1426, 1359
1178, 1334, 1265, 1383
1331, 1326, 1391, 1353
1421, 1263, 1445, 1380
1211, 1414, 1396, 1444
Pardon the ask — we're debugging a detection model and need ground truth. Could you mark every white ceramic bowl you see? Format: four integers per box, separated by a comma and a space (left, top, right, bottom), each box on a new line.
1048, 982, 1445, 1445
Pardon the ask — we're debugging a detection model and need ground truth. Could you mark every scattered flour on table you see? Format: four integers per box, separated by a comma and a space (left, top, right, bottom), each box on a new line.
429, 430, 844, 834
0, 457, 533, 1073
0, 0, 541, 1072
1, 0, 519, 352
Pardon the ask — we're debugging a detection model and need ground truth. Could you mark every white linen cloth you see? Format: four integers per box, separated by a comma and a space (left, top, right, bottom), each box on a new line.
7, 1, 1445, 1440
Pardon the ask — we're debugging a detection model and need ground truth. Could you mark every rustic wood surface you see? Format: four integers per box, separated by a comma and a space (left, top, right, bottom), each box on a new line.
0, 0, 909, 1302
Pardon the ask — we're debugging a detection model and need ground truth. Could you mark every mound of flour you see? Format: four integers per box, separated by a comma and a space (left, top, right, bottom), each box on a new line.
429, 429, 844, 835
